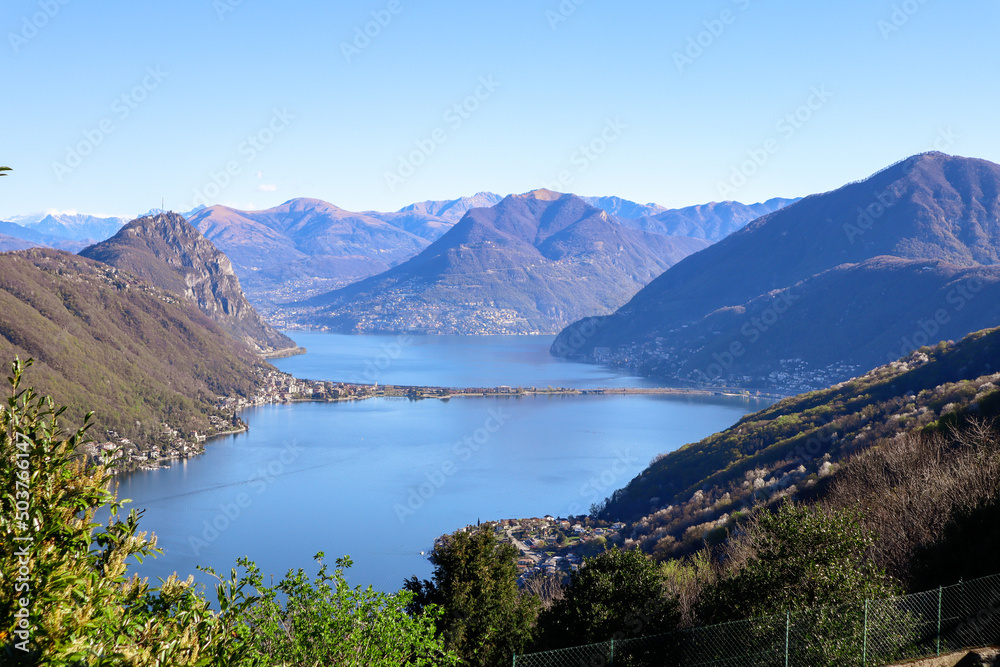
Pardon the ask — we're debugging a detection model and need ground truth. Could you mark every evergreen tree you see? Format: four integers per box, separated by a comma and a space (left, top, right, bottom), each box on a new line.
537, 547, 680, 649
405, 526, 539, 666
700, 503, 898, 623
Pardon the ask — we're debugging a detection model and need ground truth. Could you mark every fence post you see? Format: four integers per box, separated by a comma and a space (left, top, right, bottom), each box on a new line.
863, 599, 869, 667
785, 609, 791, 667
609, 639, 615, 667
937, 586, 943, 656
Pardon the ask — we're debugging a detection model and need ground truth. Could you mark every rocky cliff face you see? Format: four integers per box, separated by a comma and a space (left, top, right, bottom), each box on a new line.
81, 213, 299, 355
0, 247, 270, 447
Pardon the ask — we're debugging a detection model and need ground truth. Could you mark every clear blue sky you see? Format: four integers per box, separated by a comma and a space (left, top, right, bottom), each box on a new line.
3, 0, 998, 218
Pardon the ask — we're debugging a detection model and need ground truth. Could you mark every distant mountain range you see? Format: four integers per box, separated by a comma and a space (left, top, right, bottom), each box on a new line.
3, 194, 795, 315
299, 190, 710, 334
0, 217, 110, 253
0, 232, 38, 253
80, 213, 299, 356
578, 196, 667, 220
553, 152, 1000, 392
371, 191, 505, 226
7, 211, 128, 244
183, 194, 795, 313
187, 198, 434, 308
619, 198, 799, 241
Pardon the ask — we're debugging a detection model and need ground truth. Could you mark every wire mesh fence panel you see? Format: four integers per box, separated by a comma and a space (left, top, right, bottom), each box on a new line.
610, 633, 674, 667
513, 640, 613, 667
862, 590, 932, 665
677, 614, 786, 667
940, 574, 1000, 653
513, 573, 1000, 667
785, 601, 866, 666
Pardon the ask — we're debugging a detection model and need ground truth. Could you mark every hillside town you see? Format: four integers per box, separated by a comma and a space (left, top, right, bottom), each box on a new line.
594, 339, 865, 394
298, 296, 541, 335
437, 517, 628, 585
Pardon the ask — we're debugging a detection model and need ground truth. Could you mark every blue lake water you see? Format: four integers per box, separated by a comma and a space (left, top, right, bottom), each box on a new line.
272, 332, 678, 388
116, 334, 771, 593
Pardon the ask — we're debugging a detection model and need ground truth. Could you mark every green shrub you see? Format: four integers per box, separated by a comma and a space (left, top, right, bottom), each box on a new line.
1, 358, 456, 666
225, 554, 457, 666
0, 358, 250, 666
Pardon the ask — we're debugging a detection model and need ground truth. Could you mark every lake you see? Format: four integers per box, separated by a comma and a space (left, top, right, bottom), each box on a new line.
115, 334, 772, 593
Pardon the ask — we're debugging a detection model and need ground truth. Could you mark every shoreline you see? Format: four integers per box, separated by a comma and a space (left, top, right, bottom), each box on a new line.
262, 345, 307, 359
113, 377, 784, 477
274, 382, 789, 402
112, 423, 250, 476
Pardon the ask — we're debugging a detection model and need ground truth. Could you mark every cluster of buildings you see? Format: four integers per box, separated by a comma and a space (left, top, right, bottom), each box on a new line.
82, 371, 381, 474
591, 339, 862, 394
764, 359, 864, 394
81, 426, 204, 473
298, 292, 536, 335
436, 517, 628, 584
90, 370, 585, 475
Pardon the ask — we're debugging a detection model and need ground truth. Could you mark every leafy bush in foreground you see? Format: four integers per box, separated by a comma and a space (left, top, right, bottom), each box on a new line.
227, 553, 457, 666
1, 357, 248, 665
0, 358, 454, 666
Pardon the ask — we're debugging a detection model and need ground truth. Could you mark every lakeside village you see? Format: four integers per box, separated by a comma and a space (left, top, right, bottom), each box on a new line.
593, 342, 864, 394
86, 368, 781, 474
437, 517, 630, 584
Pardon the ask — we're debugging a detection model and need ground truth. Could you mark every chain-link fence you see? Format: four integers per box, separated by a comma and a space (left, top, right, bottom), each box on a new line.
514, 572, 1000, 667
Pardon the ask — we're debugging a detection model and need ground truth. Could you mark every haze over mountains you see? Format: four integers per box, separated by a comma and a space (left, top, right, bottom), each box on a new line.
4, 193, 798, 320
0, 231, 39, 253
368, 192, 505, 229
80, 213, 298, 356
553, 152, 1000, 392
181, 193, 795, 315
299, 190, 710, 334
187, 198, 433, 308
619, 198, 800, 241
6, 211, 129, 246
0, 214, 128, 252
